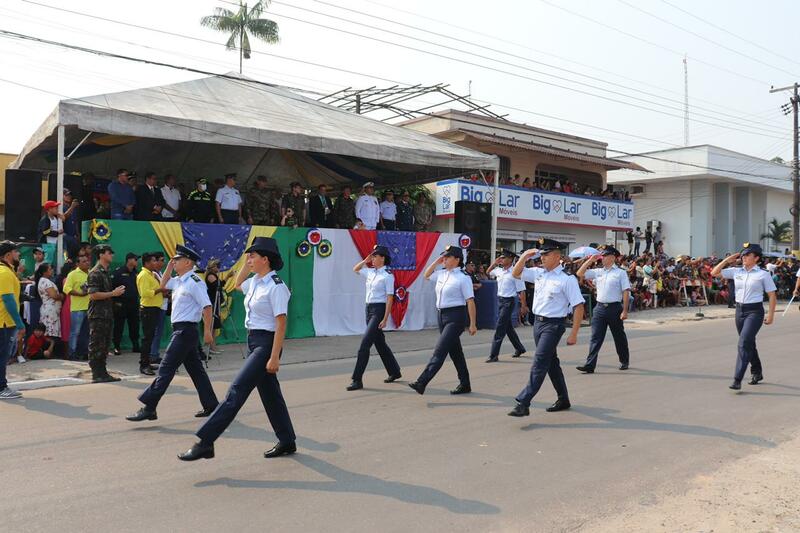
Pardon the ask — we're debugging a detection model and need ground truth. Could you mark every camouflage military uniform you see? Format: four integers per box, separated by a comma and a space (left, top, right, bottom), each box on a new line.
333, 193, 356, 229
247, 185, 281, 226
281, 192, 307, 227
87, 263, 114, 367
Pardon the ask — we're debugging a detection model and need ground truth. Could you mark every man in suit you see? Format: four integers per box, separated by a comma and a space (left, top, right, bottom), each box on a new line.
134, 172, 165, 221
308, 184, 333, 228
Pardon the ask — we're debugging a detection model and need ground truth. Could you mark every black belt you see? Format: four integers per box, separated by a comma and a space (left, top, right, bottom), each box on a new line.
498, 296, 516, 300
248, 329, 275, 334
534, 315, 565, 322
597, 302, 622, 308
735, 303, 763, 309
221, 208, 238, 212
172, 321, 198, 327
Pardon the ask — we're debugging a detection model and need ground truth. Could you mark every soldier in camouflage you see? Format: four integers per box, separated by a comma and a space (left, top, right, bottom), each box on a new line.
246, 175, 281, 226
333, 185, 356, 229
281, 182, 307, 227
87, 245, 126, 383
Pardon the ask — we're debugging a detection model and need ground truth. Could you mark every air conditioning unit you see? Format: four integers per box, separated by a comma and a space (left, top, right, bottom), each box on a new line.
629, 184, 646, 196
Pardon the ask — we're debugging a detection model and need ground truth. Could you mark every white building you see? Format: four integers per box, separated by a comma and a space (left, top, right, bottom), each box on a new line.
607, 145, 794, 257
401, 110, 642, 253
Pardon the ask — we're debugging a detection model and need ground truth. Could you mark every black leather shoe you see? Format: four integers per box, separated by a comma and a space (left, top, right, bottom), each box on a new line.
576, 366, 595, 373
264, 442, 297, 459
546, 399, 571, 412
512, 350, 525, 358
408, 381, 425, 395
729, 380, 742, 390
485, 356, 499, 363
384, 374, 402, 383
93, 374, 121, 383
450, 383, 471, 395
619, 364, 629, 370
748, 374, 763, 385
178, 442, 214, 461
126, 407, 157, 422
150, 357, 162, 365
346, 380, 363, 391
139, 365, 155, 376
195, 406, 216, 418
113, 348, 121, 356
507, 403, 530, 417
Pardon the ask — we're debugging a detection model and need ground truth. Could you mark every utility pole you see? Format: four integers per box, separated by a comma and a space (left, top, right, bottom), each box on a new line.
771, 83, 800, 253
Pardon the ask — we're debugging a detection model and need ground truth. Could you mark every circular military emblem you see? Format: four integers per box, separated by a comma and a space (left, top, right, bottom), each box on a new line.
91, 220, 111, 241
296, 240, 312, 257
317, 239, 333, 258
307, 228, 323, 246
459, 234, 472, 248
394, 286, 407, 301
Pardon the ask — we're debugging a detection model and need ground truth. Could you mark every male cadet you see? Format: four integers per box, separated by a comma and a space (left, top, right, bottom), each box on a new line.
485, 249, 528, 363
508, 239, 584, 417
575, 245, 631, 373
127, 245, 219, 422
87, 245, 126, 383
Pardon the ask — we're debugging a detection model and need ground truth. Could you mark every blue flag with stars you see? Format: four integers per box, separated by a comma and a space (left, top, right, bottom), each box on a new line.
377, 231, 416, 271
181, 223, 250, 271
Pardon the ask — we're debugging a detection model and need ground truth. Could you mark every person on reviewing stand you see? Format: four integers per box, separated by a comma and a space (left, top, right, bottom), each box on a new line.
126, 245, 219, 422
160, 174, 181, 221
379, 190, 397, 230
134, 172, 164, 221
356, 182, 380, 230
186, 178, 215, 223
215, 173, 243, 224
575, 245, 631, 373
485, 249, 527, 363
408, 245, 476, 396
108, 169, 135, 220
309, 184, 333, 228
508, 238, 584, 417
178, 237, 296, 461
347, 245, 402, 391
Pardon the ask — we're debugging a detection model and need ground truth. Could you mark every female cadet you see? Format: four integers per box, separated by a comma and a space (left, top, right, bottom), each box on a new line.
347, 245, 402, 391
710, 242, 776, 391
178, 237, 296, 461
408, 245, 477, 395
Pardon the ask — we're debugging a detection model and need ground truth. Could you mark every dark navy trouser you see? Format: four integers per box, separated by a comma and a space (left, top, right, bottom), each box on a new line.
515, 316, 569, 407
489, 297, 526, 358
584, 302, 629, 369
417, 306, 470, 387
138, 322, 218, 411
197, 330, 295, 445
352, 303, 401, 381
734, 303, 764, 381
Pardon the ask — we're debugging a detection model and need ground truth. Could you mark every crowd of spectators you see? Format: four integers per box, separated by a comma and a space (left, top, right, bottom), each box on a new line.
483, 172, 631, 202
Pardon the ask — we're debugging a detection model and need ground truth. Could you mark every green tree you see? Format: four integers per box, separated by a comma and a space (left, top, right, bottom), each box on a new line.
201, 1, 279, 74
760, 218, 792, 250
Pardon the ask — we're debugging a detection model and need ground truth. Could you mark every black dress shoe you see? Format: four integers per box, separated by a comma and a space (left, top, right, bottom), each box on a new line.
729, 380, 742, 390
93, 374, 121, 383
576, 366, 595, 373
748, 374, 763, 385
346, 380, 363, 391
126, 407, 157, 422
384, 374, 402, 383
512, 350, 525, 358
178, 442, 215, 461
450, 383, 471, 395
408, 382, 425, 395
485, 356, 499, 363
507, 403, 530, 417
195, 406, 216, 418
546, 399, 571, 412
139, 365, 155, 376
619, 364, 629, 371
264, 442, 297, 458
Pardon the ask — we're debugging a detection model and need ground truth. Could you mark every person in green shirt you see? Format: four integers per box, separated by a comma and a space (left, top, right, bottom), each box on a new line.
64, 254, 91, 360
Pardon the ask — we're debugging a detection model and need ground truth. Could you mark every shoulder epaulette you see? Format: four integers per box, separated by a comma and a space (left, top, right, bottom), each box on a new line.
271, 274, 283, 285
191, 274, 202, 282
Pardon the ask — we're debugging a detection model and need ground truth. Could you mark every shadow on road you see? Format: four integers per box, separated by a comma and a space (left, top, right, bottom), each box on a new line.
20, 397, 115, 421
195, 454, 500, 515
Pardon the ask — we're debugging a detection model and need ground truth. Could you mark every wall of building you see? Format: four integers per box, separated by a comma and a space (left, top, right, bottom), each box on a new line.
627, 180, 692, 256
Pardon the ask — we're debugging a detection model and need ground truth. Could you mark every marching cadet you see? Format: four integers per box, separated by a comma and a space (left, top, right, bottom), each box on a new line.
710, 242, 776, 390
575, 245, 631, 373
178, 237, 296, 461
408, 245, 476, 395
126, 245, 219, 421
486, 249, 528, 363
508, 239, 585, 417
347, 245, 402, 391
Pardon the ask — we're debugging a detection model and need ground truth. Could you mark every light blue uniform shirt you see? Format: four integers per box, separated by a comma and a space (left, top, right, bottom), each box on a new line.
242, 273, 291, 331
215, 185, 242, 210
521, 265, 585, 318
431, 268, 474, 309
489, 266, 525, 298
359, 267, 394, 304
166, 270, 212, 323
722, 266, 776, 304
585, 265, 631, 303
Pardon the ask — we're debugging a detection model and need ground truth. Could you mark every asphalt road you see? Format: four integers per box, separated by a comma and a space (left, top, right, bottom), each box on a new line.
2, 315, 799, 532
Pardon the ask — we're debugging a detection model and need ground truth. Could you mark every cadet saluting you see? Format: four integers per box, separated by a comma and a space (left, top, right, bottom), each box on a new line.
486, 249, 528, 363
710, 242, 776, 391
178, 237, 296, 461
508, 239, 585, 417
126, 245, 219, 422
575, 245, 631, 373
347, 245, 402, 391
408, 245, 476, 395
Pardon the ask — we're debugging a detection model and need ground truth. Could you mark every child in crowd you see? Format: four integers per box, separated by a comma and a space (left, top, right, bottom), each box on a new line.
26, 323, 54, 360
281, 207, 298, 228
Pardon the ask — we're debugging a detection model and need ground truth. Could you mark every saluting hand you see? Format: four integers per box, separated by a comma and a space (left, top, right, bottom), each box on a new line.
266, 357, 280, 374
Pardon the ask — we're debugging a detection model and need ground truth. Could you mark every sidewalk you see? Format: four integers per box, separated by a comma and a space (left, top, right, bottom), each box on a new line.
5, 303, 774, 390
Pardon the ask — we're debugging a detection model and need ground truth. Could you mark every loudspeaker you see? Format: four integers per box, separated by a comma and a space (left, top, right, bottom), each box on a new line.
5, 169, 44, 242
454, 200, 492, 251
47, 173, 83, 202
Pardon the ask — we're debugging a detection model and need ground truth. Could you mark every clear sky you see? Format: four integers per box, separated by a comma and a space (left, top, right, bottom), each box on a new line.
2, 0, 798, 164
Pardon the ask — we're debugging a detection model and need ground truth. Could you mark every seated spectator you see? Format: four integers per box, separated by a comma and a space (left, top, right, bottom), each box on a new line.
26, 323, 54, 360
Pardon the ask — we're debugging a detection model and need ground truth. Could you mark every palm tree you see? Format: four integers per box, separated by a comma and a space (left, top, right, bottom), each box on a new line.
201, 1, 279, 74
760, 218, 792, 251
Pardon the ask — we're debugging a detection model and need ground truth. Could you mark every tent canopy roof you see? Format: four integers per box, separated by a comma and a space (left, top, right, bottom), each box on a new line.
11, 73, 497, 190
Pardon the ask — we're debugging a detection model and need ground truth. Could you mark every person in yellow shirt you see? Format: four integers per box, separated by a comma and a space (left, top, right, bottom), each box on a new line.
0, 241, 25, 400
137, 252, 165, 376
63, 255, 91, 360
